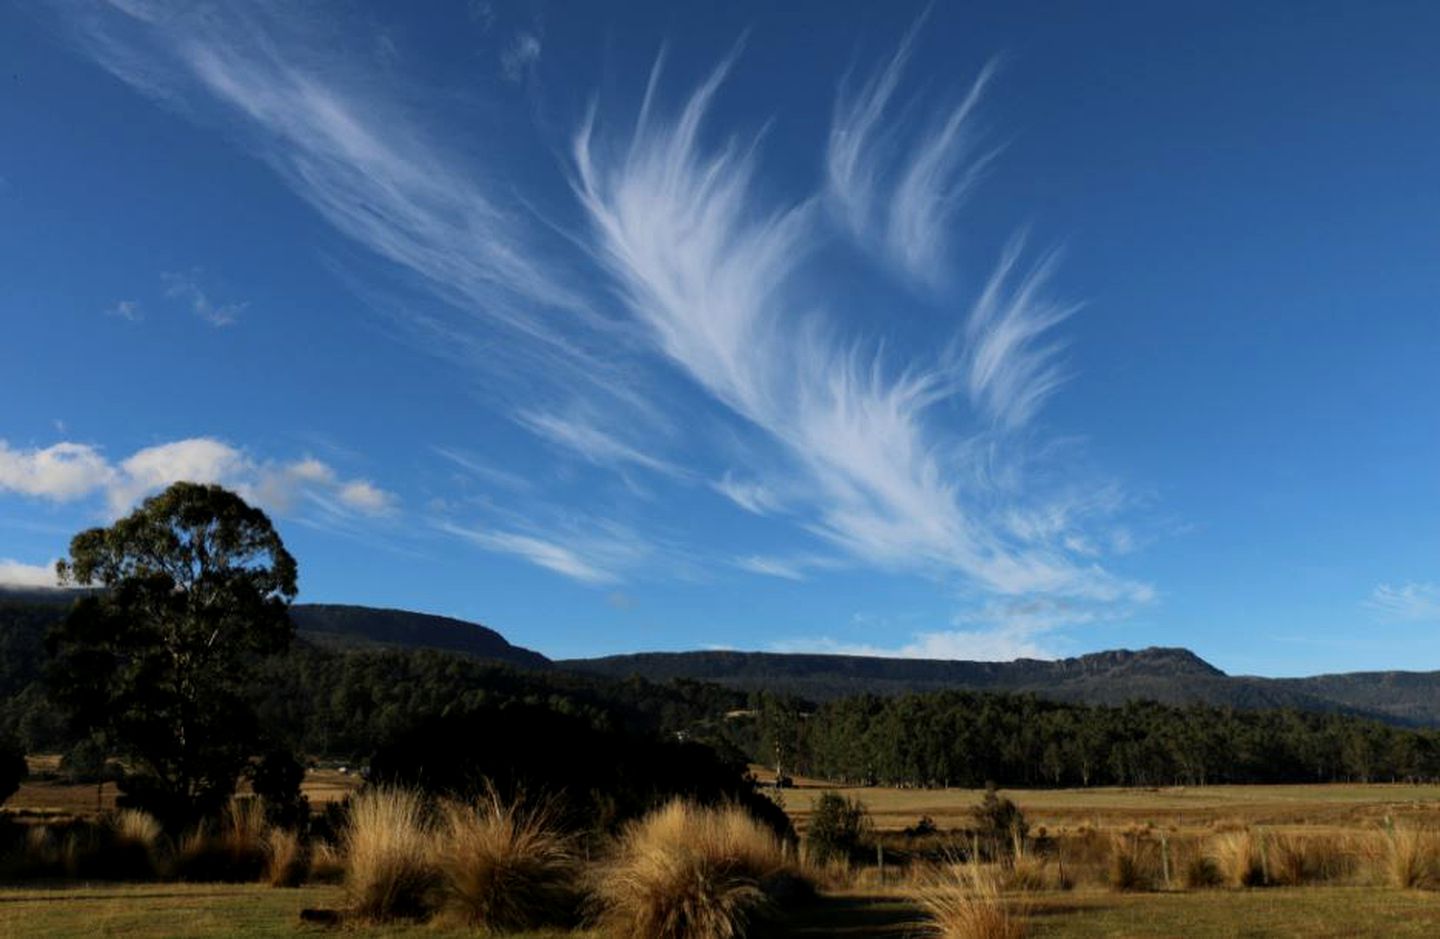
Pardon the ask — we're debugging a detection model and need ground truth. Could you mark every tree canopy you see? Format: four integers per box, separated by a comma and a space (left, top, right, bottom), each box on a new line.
47, 482, 298, 827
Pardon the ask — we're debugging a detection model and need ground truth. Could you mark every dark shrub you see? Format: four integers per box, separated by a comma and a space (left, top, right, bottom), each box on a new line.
0, 738, 25, 806
804, 791, 871, 863
367, 702, 795, 844
250, 748, 310, 829
972, 783, 1028, 858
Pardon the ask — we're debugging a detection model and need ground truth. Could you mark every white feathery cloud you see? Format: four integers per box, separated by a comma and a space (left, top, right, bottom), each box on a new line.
1368, 582, 1440, 623
517, 410, 684, 477
501, 32, 541, 83
61, 6, 1152, 626
712, 472, 782, 515
734, 553, 841, 582
105, 299, 142, 321
162, 270, 245, 326
775, 598, 1100, 661
572, 55, 1146, 606
827, 18, 999, 285
438, 519, 650, 585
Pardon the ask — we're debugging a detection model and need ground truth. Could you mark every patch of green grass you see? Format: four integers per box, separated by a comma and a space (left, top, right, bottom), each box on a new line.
0, 883, 591, 938
1023, 886, 1440, 938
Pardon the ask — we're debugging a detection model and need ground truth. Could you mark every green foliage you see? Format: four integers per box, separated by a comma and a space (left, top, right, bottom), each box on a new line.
804, 791, 871, 863
972, 783, 1028, 857
47, 482, 298, 829
0, 737, 25, 806
769, 691, 1440, 788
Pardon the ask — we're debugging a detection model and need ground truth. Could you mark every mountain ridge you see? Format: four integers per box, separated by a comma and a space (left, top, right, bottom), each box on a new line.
6, 590, 1440, 725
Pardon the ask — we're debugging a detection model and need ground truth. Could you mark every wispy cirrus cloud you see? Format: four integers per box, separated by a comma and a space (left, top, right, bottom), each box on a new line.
712, 471, 783, 516
105, 299, 142, 322
827, 15, 1000, 286
437, 518, 656, 585
573, 52, 1146, 610
61, 5, 1151, 639
775, 597, 1102, 661
517, 410, 685, 478
162, 270, 246, 326
1368, 582, 1440, 623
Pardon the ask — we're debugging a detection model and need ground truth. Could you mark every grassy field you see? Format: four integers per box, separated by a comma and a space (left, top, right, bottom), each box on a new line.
754, 767, 1440, 835
6, 770, 1440, 937
0, 882, 582, 938
3, 881, 1439, 937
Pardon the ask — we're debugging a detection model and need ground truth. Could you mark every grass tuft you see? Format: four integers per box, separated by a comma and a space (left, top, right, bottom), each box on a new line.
592, 799, 798, 939
436, 790, 579, 930
1107, 833, 1151, 892
342, 787, 439, 921
1379, 825, 1439, 890
264, 827, 309, 888
918, 861, 1027, 939
1210, 829, 1267, 888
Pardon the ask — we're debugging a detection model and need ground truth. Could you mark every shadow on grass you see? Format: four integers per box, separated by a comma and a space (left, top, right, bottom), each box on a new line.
757, 893, 926, 938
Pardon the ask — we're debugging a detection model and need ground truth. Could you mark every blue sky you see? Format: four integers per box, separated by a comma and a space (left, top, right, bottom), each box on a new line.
2, 2, 1438, 675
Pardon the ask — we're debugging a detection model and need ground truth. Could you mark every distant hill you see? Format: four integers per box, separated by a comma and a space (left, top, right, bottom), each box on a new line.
8, 587, 1440, 726
290, 604, 550, 669
560, 647, 1440, 726
0, 590, 550, 672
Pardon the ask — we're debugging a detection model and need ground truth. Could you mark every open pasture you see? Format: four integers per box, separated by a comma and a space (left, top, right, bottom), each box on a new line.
756, 767, 1440, 836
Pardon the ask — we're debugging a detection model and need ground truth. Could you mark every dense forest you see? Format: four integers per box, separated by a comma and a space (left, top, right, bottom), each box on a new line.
755, 691, 1440, 787
7, 592, 1440, 789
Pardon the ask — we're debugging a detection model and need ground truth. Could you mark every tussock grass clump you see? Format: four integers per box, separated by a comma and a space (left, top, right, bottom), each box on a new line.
1210, 829, 1267, 888
308, 840, 346, 884
343, 787, 439, 921
437, 792, 579, 930
107, 809, 166, 879
1266, 833, 1351, 887
918, 862, 1026, 939
1183, 853, 1223, 888
264, 827, 309, 888
1107, 834, 1152, 892
1379, 825, 1439, 890
593, 799, 799, 939
176, 799, 271, 883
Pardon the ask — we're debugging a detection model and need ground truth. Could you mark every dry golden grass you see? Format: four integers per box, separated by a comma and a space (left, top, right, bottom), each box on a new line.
748, 766, 1440, 837
1376, 824, 1440, 889
436, 792, 579, 931
916, 862, 1027, 939
176, 799, 271, 883
108, 809, 166, 878
1106, 833, 1155, 892
342, 787, 438, 921
1209, 828, 1267, 888
262, 828, 308, 888
591, 799, 797, 939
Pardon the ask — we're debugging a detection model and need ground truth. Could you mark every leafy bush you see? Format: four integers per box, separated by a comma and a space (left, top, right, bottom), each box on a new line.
804, 792, 871, 864
367, 703, 795, 845
972, 784, 1028, 859
249, 748, 309, 830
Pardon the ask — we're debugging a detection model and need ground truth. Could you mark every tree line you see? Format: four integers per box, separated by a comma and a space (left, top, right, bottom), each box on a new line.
746, 690, 1440, 787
